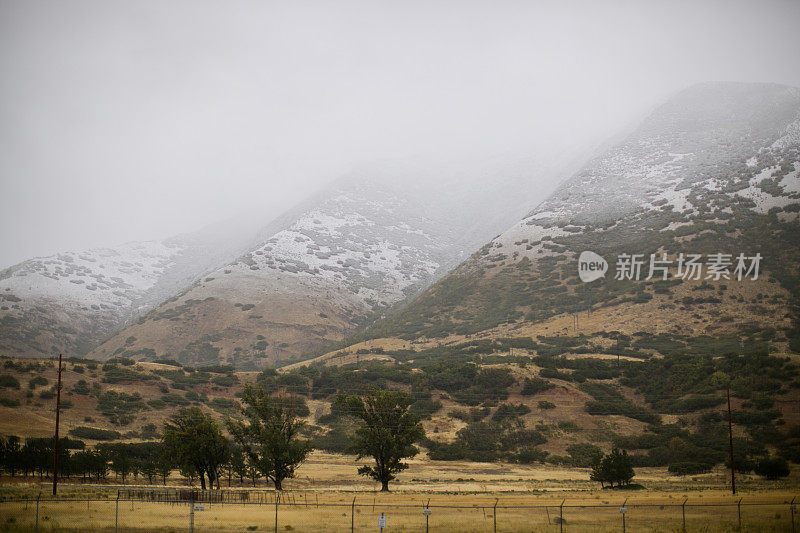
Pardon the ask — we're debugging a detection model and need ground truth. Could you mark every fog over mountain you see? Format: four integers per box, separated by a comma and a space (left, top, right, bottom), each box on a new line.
3, 0, 800, 268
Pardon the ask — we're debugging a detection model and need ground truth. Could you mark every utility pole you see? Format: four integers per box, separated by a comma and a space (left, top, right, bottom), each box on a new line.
726, 383, 736, 495
52, 353, 63, 496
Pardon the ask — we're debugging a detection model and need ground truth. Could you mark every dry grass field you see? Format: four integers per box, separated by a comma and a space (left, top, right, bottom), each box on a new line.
1, 452, 798, 532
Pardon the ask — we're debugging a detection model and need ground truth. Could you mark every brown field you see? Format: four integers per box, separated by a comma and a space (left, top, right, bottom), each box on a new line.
1, 453, 799, 532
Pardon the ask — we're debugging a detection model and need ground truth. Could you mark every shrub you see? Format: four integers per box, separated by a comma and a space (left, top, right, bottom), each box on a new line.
28, 376, 49, 389
39, 389, 55, 399
668, 462, 712, 476
0, 374, 20, 389
210, 398, 237, 411
513, 446, 549, 464
147, 399, 166, 409
212, 374, 238, 387
72, 380, 91, 395
567, 443, 603, 467
538, 401, 556, 410
521, 377, 555, 396
160, 393, 190, 406
68, 426, 122, 440
102, 366, 154, 384
754, 457, 790, 480
492, 403, 531, 422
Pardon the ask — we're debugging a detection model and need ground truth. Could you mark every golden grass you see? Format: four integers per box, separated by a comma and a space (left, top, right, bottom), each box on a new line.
1, 452, 798, 532
0, 489, 797, 532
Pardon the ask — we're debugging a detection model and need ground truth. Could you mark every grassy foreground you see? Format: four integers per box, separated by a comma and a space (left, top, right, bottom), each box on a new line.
0, 489, 797, 532
1, 454, 798, 532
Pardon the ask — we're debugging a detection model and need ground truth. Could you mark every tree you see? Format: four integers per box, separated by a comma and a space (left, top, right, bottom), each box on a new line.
754, 456, 790, 480
226, 385, 311, 490
228, 442, 248, 486
0, 436, 22, 477
162, 407, 229, 490
335, 388, 425, 491
567, 443, 603, 468
590, 448, 635, 488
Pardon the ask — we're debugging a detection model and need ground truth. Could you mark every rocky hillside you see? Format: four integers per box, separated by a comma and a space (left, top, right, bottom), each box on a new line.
88, 157, 575, 369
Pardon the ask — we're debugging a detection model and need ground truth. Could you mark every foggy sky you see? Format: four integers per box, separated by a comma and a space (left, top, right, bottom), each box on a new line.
2, 0, 800, 268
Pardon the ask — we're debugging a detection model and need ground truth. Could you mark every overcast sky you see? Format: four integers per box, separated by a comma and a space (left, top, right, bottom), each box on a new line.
1, 0, 799, 268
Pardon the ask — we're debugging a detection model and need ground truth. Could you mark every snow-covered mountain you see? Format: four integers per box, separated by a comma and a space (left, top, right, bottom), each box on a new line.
363, 82, 800, 341
0, 219, 268, 357
86, 156, 578, 368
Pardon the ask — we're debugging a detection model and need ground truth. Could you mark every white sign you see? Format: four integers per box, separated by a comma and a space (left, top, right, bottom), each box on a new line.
423, 508, 432, 516
378, 514, 387, 528
578, 251, 608, 282
620, 507, 627, 514
579, 250, 762, 282
194, 504, 205, 511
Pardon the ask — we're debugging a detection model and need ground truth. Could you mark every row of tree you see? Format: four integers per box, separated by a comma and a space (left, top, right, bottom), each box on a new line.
160, 386, 424, 491
0, 387, 426, 492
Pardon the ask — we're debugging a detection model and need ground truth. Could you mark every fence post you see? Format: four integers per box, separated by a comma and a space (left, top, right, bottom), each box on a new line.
560, 499, 565, 533
737, 497, 742, 530
425, 498, 430, 533
493, 498, 498, 533
621, 498, 628, 533
189, 492, 194, 533
790, 496, 796, 533
682, 498, 687, 532
115, 490, 119, 533
351, 497, 356, 533
35, 493, 40, 533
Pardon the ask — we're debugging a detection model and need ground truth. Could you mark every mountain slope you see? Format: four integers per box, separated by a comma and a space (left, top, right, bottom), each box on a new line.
0, 218, 268, 358
359, 82, 800, 342
88, 156, 577, 368
284, 82, 800, 470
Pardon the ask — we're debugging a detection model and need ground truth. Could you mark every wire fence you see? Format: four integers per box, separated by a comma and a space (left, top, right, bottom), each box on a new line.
0, 492, 797, 532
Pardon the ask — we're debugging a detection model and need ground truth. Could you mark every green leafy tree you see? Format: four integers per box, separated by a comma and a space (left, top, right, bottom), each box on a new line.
228, 442, 248, 485
335, 388, 425, 491
162, 407, 229, 490
226, 385, 311, 490
590, 448, 635, 488
567, 443, 604, 468
754, 456, 790, 480
0, 436, 22, 476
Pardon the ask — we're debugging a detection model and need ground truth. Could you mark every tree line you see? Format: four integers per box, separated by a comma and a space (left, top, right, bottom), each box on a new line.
1, 384, 789, 490
0, 387, 426, 492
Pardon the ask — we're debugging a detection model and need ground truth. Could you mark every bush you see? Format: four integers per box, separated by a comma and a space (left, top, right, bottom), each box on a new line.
513, 446, 549, 464
72, 380, 91, 395
538, 401, 556, 410
147, 399, 166, 409
754, 457, 790, 480
68, 426, 122, 440
0, 397, 20, 407
97, 391, 147, 424
567, 443, 603, 467
212, 374, 238, 387
210, 398, 237, 411
668, 462, 712, 476
521, 377, 555, 396
492, 403, 531, 422
160, 393, 190, 406
39, 389, 55, 399
28, 376, 48, 389
0, 374, 20, 389
102, 366, 155, 384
